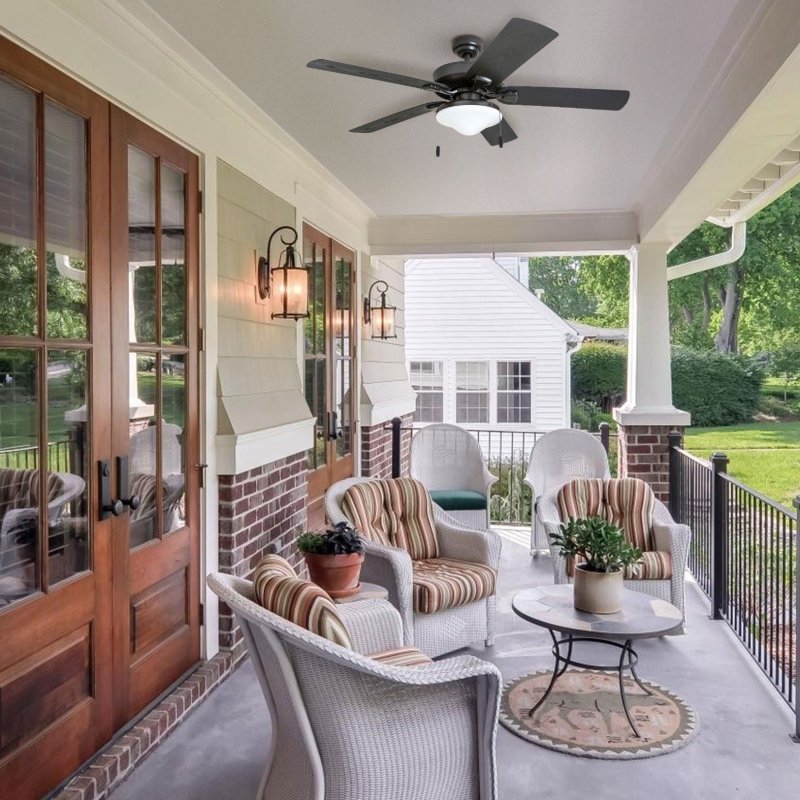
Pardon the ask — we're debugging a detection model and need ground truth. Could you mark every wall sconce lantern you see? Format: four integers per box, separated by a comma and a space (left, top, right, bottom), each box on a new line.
363, 280, 397, 340
257, 225, 309, 319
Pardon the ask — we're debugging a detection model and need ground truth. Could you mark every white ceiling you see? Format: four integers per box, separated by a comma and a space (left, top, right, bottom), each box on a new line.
141, 0, 747, 218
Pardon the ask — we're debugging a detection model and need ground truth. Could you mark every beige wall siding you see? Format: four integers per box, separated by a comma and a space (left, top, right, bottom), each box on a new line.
360, 255, 416, 425
216, 161, 313, 447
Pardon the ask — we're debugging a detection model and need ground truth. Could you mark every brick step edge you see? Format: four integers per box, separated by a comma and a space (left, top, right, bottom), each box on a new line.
50, 651, 236, 800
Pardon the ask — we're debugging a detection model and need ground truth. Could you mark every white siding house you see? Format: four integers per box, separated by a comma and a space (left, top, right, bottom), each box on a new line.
405, 258, 579, 433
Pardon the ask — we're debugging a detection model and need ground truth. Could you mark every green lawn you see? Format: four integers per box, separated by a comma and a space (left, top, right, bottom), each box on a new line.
684, 422, 800, 511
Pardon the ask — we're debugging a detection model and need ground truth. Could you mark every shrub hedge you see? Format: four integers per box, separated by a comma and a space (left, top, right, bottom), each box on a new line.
571, 342, 764, 427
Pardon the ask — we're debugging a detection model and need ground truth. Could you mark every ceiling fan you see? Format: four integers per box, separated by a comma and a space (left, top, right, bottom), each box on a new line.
308, 18, 630, 147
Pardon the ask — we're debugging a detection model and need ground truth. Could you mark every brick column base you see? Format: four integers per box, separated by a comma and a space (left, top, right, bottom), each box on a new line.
217, 452, 308, 661
360, 412, 413, 479
617, 424, 684, 503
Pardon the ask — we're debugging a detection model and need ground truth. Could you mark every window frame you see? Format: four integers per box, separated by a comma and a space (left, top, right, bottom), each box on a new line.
455, 360, 490, 425
409, 360, 444, 423
495, 360, 533, 425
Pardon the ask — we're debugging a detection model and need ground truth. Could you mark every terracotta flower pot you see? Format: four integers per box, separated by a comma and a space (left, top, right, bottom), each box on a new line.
304, 552, 364, 599
573, 564, 624, 614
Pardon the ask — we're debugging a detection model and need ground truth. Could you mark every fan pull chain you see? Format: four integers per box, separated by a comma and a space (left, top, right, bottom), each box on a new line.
436, 145, 441, 157
499, 133, 504, 149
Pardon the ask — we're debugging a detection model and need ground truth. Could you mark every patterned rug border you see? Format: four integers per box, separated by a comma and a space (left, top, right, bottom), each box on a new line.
499, 668, 699, 760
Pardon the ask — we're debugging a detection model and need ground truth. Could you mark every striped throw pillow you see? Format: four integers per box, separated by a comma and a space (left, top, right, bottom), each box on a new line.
342, 481, 392, 546
604, 478, 655, 551
252, 555, 352, 649
381, 478, 439, 560
557, 478, 605, 522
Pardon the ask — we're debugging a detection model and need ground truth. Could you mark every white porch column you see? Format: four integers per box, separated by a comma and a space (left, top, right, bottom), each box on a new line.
613, 243, 689, 500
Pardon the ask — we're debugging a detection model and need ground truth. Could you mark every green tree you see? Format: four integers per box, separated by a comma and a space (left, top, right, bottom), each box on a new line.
771, 341, 800, 401
528, 256, 596, 319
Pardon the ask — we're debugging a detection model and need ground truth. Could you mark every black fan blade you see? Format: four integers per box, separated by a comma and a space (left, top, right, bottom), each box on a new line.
504, 86, 630, 111
482, 118, 518, 147
466, 18, 558, 85
350, 102, 444, 133
308, 59, 450, 93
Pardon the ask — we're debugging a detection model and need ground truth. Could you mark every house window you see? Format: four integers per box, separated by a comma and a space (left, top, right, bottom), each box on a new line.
456, 361, 489, 424
410, 361, 443, 422
497, 361, 532, 423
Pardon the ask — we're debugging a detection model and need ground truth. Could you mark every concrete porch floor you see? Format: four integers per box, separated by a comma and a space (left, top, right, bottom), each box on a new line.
109, 531, 798, 800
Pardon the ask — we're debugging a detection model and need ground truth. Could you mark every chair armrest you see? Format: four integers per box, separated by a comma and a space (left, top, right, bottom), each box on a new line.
337, 598, 404, 655
535, 490, 562, 531
360, 539, 415, 646
434, 509, 502, 569
653, 521, 692, 572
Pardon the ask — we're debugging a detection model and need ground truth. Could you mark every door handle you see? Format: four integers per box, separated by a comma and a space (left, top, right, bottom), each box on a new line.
99, 459, 123, 519
328, 411, 340, 440
117, 455, 141, 512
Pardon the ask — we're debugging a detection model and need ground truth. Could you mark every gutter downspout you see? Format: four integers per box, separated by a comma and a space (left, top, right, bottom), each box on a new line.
667, 221, 746, 281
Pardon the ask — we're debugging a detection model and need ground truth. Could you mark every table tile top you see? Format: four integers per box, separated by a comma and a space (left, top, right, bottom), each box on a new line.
512, 584, 683, 640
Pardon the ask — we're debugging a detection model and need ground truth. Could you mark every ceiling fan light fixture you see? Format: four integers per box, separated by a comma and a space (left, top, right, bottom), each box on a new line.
436, 100, 502, 136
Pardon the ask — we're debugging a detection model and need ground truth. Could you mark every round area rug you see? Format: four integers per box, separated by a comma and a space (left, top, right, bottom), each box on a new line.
500, 669, 698, 759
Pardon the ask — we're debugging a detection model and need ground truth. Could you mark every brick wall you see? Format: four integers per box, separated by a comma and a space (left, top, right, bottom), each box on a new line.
360, 413, 413, 479
617, 425, 683, 503
217, 452, 308, 660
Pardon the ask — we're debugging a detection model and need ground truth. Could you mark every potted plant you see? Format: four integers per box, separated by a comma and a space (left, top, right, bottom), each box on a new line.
296, 521, 365, 599
550, 516, 642, 614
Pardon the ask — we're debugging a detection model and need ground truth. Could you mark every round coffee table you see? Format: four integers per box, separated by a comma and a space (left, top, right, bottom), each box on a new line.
512, 584, 683, 737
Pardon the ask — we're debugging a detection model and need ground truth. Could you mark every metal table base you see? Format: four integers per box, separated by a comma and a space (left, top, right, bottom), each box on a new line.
528, 630, 653, 738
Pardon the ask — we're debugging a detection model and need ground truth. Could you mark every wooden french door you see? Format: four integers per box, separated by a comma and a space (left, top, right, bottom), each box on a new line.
109, 109, 200, 726
0, 38, 200, 799
303, 225, 356, 526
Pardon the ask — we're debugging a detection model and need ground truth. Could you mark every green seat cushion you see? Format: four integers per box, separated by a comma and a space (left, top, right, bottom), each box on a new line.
429, 489, 487, 511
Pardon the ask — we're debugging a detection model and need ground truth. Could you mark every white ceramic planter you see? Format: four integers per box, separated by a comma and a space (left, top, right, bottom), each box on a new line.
573, 565, 624, 614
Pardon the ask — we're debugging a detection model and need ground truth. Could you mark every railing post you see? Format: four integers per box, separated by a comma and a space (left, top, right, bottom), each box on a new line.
711, 451, 729, 621
793, 496, 800, 742
599, 422, 610, 454
390, 416, 402, 478
668, 430, 683, 521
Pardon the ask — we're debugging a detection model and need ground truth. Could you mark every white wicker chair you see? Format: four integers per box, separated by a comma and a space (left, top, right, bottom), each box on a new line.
538, 485, 691, 617
524, 429, 610, 556
207, 572, 500, 800
325, 477, 501, 657
410, 423, 497, 529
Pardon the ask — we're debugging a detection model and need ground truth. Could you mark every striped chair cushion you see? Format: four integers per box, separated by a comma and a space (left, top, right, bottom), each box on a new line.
369, 646, 432, 668
566, 551, 672, 580
382, 478, 439, 561
0, 468, 65, 510
557, 478, 605, 522
412, 557, 497, 615
252, 555, 352, 649
603, 478, 655, 552
342, 481, 392, 547
342, 479, 440, 560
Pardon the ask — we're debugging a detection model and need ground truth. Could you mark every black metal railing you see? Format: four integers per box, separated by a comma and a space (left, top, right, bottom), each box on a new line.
669, 436, 798, 739
0, 440, 71, 472
388, 420, 615, 525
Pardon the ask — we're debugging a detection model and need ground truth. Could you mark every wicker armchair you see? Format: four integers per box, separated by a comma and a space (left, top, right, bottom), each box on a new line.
524, 428, 610, 556
410, 423, 497, 529
207, 572, 500, 800
325, 477, 501, 657
538, 478, 691, 617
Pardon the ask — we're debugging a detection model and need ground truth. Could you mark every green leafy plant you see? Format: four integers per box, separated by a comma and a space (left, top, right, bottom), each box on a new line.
550, 516, 642, 573
296, 521, 364, 556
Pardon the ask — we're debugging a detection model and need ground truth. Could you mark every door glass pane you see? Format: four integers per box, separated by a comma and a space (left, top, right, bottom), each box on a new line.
0, 349, 39, 605
128, 146, 156, 344
45, 102, 87, 340
160, 163, 185, 345
0, 77, 37, 337
304, 237, 327, 470
128, 352, 158, 547
161, 353, 185, 534
47, 349, 88, 585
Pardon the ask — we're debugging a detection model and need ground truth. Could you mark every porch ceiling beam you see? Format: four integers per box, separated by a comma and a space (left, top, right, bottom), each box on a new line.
368, 211, 638, 257
637, 0, 800, 245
